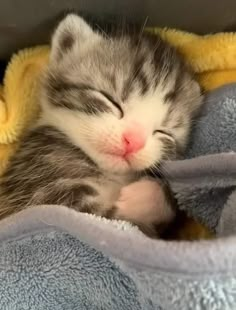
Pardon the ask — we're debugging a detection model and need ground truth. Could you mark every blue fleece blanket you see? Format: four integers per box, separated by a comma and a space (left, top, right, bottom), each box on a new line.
1, 84, 236, 310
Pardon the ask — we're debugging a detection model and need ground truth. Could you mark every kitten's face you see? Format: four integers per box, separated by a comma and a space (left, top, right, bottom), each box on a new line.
41, 14, 203, 175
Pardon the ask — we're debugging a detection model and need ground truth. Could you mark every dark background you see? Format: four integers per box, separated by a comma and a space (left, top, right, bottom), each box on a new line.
0, 0, 236, 76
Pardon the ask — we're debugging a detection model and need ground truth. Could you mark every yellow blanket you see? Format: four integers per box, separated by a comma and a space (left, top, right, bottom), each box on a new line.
1, 29, 236, 174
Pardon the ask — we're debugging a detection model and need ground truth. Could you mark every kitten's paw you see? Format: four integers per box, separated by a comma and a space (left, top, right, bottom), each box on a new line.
115, 179, 176, 236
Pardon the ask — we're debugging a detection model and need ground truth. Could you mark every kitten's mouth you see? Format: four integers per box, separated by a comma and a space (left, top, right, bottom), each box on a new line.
100, 151, 154, 174
102, 151, 140, 173
106, 152, 131, 164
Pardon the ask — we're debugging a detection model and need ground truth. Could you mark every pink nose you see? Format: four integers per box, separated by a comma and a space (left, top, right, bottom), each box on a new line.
123, 129, 145, 155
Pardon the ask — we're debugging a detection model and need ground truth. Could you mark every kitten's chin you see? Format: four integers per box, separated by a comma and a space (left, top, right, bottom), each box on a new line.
98, 154, 133, 175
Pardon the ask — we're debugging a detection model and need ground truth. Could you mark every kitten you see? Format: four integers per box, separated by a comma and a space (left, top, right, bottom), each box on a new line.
0, 14, 203, 237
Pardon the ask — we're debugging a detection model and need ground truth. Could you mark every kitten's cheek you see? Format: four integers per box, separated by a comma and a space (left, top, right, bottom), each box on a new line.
115, 179, 175, 225
129, 152, 157, 171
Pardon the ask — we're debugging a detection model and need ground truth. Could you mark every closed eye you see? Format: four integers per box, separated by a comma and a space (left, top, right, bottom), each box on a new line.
99, 90, 124, 118
153, 129, 174, 139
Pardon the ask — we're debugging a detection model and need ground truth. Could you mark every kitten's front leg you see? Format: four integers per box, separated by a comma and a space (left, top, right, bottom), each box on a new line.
114, 179, 176, 237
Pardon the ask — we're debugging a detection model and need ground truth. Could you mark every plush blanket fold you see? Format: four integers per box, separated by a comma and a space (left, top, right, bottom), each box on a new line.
0, 203, 235, 310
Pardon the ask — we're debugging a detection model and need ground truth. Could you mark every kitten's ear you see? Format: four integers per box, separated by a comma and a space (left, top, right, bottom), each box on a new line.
50, 14, 97, 62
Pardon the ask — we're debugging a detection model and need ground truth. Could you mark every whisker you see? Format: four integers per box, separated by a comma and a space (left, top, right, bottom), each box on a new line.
95, 23, 109, 39
137, 16, 149, 51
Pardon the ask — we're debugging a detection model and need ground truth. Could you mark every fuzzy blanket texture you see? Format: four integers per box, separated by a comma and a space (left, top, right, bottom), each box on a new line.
0, 27, 236, 309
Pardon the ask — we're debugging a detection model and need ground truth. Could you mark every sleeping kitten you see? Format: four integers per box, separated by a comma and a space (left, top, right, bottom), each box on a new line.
0, 14, 203, 237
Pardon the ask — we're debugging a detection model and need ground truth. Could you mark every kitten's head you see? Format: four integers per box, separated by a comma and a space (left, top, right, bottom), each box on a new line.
41, 14, 203, 175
